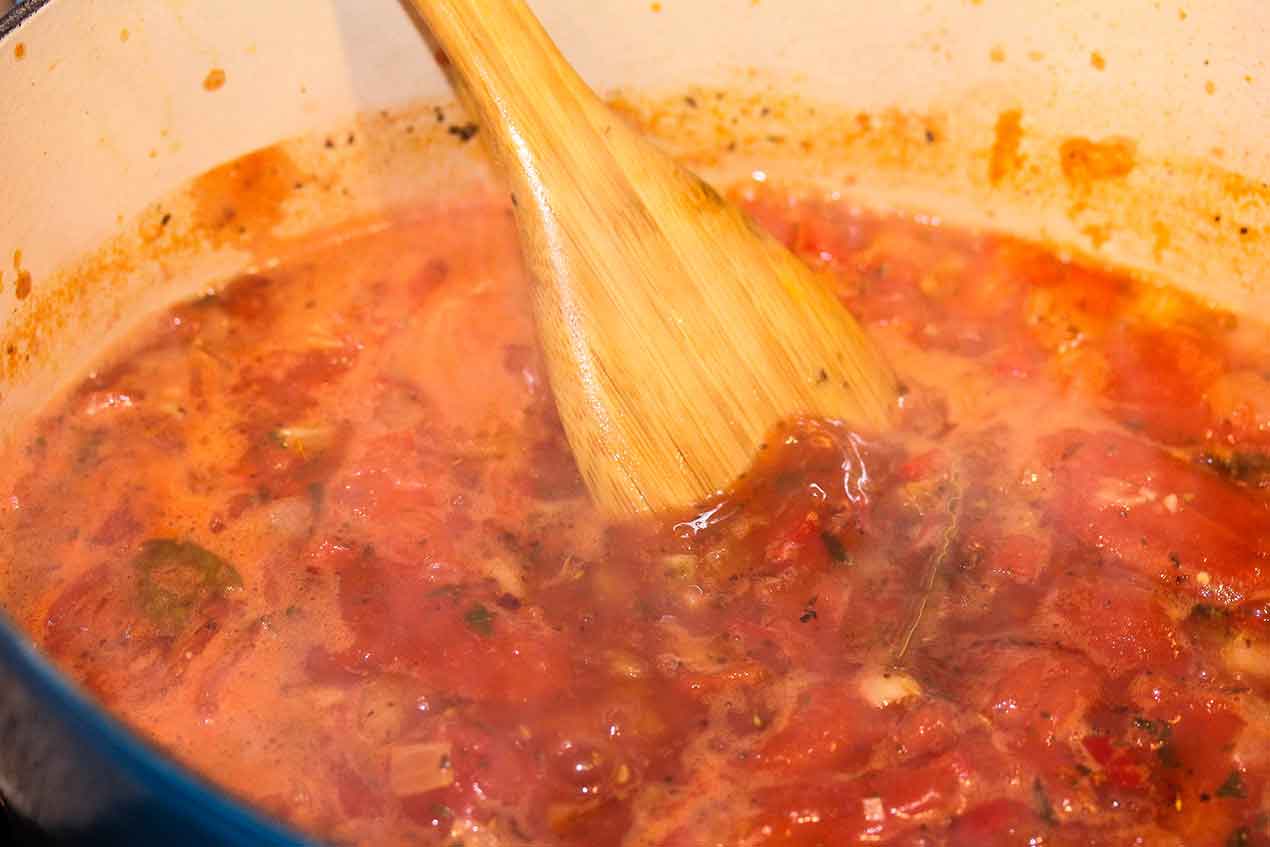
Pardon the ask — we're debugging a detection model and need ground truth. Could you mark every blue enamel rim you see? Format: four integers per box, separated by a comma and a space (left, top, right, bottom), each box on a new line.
0, 2, 310, 842
0, 0, 47, 38
0, 616, 308, 844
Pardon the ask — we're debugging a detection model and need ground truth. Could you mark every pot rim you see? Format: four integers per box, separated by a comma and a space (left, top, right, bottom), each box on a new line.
0, 610, 308, 841
0, 0, 47, 39
0, 4, 308, 840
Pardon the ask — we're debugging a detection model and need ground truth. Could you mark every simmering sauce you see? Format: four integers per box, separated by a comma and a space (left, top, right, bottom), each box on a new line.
2, 185, 1268, 846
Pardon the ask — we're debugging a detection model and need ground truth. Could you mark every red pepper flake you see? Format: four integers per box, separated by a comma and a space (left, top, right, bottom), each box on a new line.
12, 250, 32, 300
202, 68, 227, 92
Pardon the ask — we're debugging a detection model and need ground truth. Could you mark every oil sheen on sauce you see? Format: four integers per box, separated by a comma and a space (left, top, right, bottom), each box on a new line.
1, 185, 1268, 847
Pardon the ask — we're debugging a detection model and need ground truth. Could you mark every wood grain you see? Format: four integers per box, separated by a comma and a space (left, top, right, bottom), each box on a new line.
408, 0, 897, 514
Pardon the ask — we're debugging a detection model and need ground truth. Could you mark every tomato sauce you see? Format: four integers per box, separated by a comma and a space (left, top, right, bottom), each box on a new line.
1, 185, 1268, 846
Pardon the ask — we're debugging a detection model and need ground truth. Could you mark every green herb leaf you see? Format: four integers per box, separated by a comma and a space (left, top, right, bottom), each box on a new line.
820, 532, 850, 564
1132, 715, 1172, 739
133, 539, 242, 636
1189, 603, 1229, 620
1216, 769, 1248, 799
1032, 777, 1056, 824
1156, 743, 1182, 769
464, 604, 494, 637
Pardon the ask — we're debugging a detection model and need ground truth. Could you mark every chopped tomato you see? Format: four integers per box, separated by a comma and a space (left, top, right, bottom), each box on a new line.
5, 186, 1270, 847
1043, 429, 1270, 606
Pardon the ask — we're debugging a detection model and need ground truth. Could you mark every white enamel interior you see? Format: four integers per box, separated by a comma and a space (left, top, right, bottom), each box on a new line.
0, 0, 1265, 449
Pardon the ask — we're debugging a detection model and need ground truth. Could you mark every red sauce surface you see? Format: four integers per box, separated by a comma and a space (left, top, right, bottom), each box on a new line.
2, 186, 1269, 846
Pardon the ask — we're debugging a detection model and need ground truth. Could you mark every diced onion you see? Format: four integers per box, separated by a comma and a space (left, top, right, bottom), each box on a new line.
1095, 478, 1157, 508
547, 800, 602, 831
606, 650, 648, 680
482, 553, 525, 597
1224, 632, 1270, 681
271, 425, 334, 455
265, 496, 316, 539
859, 670, 922, 708
659, 554, 698, 579
389, 742, 455, 797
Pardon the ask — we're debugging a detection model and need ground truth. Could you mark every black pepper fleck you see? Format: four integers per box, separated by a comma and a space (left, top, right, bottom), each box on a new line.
448, 123, 479, 142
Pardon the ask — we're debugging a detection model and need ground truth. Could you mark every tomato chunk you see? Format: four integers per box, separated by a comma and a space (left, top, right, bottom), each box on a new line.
1044, 429, 1270, 605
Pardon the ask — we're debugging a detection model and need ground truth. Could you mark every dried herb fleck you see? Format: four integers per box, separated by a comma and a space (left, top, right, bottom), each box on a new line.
821, 532, 849, 564
1156, 743, 1182, 769
1216, 769, 1248, 799
1197, 450, 1270, 484
464, 603, 495, 637
1133, 716, 1172, 739
1032, 777, 1056, 824
893, 472, 962, 662
1190, 603, 1230, 621
448, 123, 479, 142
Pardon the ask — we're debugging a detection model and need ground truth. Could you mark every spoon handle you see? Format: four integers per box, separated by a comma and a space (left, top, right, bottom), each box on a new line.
407, 0, 897, 515
406, 0, 615, 203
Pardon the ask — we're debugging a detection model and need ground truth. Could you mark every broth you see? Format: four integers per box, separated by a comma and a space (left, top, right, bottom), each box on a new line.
1, 182, 1268, 846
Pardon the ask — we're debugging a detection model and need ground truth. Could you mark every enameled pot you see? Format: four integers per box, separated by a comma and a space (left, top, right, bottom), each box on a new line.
0, 0, 1264, 842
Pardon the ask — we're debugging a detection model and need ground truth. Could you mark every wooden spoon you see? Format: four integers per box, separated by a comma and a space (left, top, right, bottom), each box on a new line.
409, 0, 897, 515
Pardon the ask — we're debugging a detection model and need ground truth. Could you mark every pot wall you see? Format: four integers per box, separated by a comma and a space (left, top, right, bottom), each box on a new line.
0, 0, 1265, 842
0, 0, 1266, 448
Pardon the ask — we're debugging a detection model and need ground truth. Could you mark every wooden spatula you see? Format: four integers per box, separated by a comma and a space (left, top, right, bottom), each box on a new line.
409, 0, 897, 515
